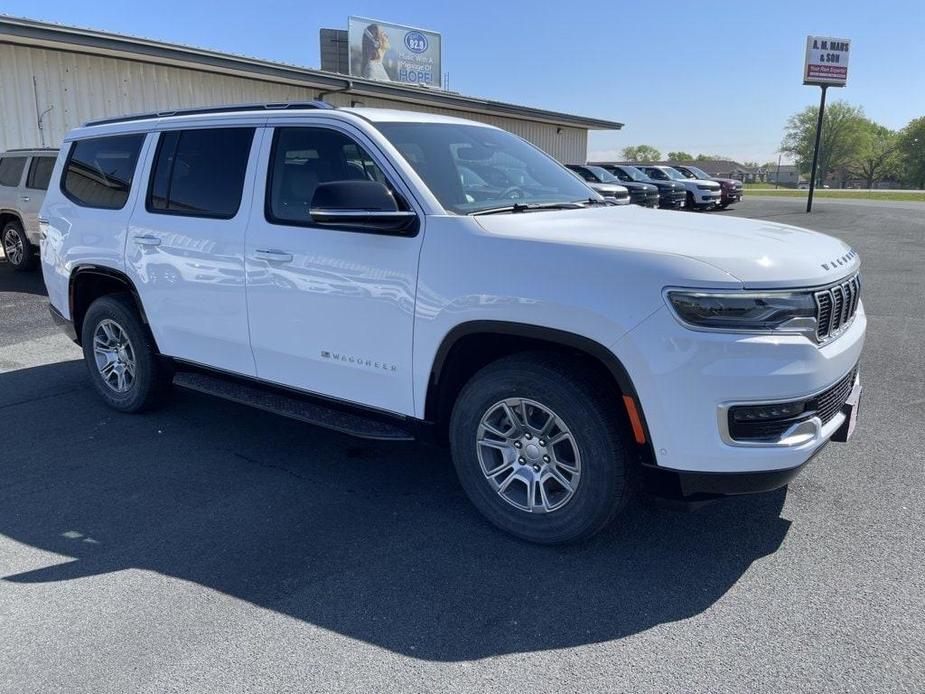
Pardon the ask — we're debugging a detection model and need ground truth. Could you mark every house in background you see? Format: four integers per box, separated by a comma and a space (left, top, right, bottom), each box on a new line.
766, 164, 803, 187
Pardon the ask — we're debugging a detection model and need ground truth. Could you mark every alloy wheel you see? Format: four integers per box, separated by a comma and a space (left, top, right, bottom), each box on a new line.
92, 319, 137, 393
3, 228, 24, 266
476, 397, 581, 513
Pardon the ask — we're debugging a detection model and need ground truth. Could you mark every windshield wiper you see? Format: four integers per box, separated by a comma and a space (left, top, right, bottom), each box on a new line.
469, 201, 586, 216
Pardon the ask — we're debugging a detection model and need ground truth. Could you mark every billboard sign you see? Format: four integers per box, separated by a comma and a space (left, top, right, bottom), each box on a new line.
804, 36, 850, 87
348, 17, 442, 88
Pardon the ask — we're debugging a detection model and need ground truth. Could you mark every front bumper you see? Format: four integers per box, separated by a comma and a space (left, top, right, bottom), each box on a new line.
612, 300, 866, 476
641, 440, 828, 504
693, 190, 722, 205
658, 191, 686, 209
722, 189, 743, 204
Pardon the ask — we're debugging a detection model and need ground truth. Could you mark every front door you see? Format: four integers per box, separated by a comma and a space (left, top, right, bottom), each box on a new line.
244, 122, 424, 415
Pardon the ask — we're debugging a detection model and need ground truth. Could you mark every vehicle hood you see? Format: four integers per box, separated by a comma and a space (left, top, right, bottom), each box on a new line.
712, 177, 743, 188
618, 181, 658, 192
590, 182, 629, 195
687, 178, 721, 190
473, 205, 859, 288
649, 180, 685, 191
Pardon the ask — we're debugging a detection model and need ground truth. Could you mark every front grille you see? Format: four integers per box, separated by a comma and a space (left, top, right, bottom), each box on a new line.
727, 365, 859, 442
814, 274, 861, 342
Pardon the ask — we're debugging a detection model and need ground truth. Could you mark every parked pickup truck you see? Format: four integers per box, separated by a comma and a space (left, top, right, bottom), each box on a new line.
41, 103, 865, 544
567, 164, 657, 207
671, 164, 743, 209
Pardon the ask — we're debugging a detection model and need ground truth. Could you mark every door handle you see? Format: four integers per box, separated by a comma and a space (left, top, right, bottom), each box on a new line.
19, 196, 30, 202
133, 235, 162, 247
254, 249, 293, 263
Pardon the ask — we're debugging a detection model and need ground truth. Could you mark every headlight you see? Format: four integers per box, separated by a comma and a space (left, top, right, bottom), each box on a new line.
667, 289, 817, 338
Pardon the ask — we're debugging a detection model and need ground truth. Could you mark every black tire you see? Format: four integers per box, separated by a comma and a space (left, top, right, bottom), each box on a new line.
720, 201, 732, 209
449, 352, 631, 544
685, 191, 699, 211
80, 293, 173, 413
2, 220, 36, 271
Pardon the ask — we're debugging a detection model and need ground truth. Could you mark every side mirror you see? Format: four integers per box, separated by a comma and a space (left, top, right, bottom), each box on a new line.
309, 180, 417, 233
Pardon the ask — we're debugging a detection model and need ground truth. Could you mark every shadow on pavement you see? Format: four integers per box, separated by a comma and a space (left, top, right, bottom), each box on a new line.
0, 261, 47, 297
0, 360, 791, 661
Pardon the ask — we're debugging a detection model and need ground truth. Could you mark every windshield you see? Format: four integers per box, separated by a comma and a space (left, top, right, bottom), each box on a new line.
685, 165, 712, 179
610, 165, 649, 183
374, 123, 597, 214
585, 165, 621, 183
658, 167, 687, 181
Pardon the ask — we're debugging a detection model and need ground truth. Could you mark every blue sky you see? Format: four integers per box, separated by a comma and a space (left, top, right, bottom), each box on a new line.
2, 0, 922, 163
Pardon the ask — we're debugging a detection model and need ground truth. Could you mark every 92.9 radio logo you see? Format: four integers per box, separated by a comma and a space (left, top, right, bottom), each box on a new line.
403, 31, 428, 53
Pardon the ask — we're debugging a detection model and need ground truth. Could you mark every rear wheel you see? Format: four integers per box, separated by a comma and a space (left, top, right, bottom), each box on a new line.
2, 220, 35, 271
81, 294, 172, 412
449, 353, 631, 544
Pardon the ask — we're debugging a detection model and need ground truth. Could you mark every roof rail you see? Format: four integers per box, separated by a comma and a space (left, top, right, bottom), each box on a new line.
3, 147, 59, 153
83, 101, 335, 127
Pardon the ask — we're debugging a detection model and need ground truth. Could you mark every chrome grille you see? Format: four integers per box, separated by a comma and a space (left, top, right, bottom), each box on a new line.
815, 274, 861, 342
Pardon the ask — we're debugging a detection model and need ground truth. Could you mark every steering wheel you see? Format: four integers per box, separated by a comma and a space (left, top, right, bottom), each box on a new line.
499, 186, 527, 200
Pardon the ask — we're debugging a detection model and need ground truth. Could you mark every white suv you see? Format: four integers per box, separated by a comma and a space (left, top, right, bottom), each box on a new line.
0, 148, 58, 270
41, 103, 865, 543
639, 165, 722, 210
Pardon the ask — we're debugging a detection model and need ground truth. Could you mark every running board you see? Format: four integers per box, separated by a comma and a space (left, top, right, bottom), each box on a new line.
172, 371, 416, 441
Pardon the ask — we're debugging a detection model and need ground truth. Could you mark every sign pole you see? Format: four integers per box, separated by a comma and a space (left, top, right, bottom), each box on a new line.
806, 84, 828, 213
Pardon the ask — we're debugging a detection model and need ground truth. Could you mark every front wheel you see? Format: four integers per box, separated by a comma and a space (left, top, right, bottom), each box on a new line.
81, 294, 173, 412
449, 353, 631, 544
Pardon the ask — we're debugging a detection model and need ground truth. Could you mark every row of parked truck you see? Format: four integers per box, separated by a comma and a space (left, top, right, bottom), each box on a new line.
567, 163, 743, 211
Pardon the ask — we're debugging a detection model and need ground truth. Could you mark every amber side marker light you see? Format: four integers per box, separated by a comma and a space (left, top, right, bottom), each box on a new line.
622, 395, 647, 444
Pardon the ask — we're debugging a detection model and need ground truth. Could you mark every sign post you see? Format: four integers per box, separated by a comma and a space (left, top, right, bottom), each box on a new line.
803, 36, 850, 212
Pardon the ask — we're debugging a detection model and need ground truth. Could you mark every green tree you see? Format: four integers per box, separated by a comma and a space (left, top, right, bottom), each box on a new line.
780, 100, 866, 186
896, 116, 925, 189
667, 151, 693, 160
851, 120, 899, 188
621, 145, 662, 162
694, 153, 731, 162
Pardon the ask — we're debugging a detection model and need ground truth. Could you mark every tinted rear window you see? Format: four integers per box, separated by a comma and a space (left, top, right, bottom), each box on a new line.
63, 135, 145, 209
0, 156, 27, 187
148, 128, 254, 219
27, 156, 56, 190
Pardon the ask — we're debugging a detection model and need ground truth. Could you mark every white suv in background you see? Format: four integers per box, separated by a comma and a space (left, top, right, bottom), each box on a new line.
0, 148, 58, 271
639, 165, 722, 210
41, 104, 865, 544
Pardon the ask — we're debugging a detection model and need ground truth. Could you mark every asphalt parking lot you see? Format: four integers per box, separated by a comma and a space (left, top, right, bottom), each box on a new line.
1, 196, 922, 693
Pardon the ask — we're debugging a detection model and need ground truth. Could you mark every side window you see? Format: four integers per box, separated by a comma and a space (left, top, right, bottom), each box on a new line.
26, 156, 56, 191
147, 127, 254, 219
63, 135, 145, 209
267, 127, 395, 227
0, 156, 27, 187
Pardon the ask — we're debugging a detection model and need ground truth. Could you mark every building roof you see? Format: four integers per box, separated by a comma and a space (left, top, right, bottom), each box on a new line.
0, 15, 623, 131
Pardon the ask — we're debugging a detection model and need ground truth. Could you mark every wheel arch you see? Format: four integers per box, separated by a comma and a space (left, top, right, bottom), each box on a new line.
424, 321, 653, 460
69, 264, 156, 349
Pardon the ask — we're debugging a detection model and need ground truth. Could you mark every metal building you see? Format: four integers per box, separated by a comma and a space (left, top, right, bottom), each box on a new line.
0, 16, 620, 162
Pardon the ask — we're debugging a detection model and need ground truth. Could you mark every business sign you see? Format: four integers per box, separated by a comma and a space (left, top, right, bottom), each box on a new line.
804, 36, 850, 87
348, 17, 442, 88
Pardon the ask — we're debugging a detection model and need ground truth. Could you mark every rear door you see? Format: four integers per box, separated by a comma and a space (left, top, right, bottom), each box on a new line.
126, 123, 264, 376
0, 155, 28, 221
244, 120, 424, 415
21, 155, 56, 242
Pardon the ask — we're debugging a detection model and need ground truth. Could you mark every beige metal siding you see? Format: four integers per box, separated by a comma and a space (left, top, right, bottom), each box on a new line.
0, 42, 586, 162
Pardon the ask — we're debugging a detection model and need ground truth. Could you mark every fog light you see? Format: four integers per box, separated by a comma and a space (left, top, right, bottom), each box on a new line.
731, 401, 806, 422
